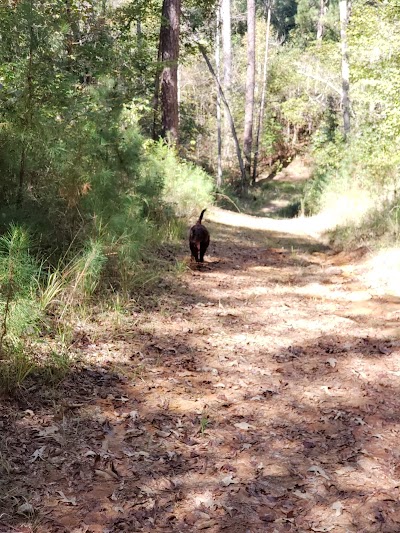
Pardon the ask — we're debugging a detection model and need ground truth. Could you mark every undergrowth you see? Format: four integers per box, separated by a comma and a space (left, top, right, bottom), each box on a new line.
0, 133, 214, 391
217, 178, 305, 219
304, 124, 400, 248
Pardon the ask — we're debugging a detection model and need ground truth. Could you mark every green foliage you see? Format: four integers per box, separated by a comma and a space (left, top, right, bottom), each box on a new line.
146, 140, 215, 218
269, 0, 298, 39
0, 226, 41, 354
304, 0, 400, 246
292, 0, 339, 46
0, 226, 107, 390
0, 226, 41, 390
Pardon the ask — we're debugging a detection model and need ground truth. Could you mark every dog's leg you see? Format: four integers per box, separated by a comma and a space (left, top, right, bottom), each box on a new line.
199, 243, 208, 262
190, 242, 199, 262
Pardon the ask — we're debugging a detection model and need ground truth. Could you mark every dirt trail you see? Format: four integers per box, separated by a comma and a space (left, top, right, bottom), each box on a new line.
3, 211, 400, 533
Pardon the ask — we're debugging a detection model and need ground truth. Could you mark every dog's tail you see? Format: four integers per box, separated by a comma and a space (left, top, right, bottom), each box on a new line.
198, 209, 207, 224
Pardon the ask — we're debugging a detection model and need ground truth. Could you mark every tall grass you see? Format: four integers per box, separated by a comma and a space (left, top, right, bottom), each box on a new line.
0, 226, 41, 356
0, 227, 110, 391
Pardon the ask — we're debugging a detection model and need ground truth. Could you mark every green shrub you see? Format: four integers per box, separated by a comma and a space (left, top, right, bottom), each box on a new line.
144, 140, 215, 219
0, 226, 41, 355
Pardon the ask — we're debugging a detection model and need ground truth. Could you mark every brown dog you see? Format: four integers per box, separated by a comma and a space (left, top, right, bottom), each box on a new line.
189, 209, 210, 263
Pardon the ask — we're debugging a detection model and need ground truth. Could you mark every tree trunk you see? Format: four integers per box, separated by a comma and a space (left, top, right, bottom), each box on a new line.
221, 0, 232, 89
159, 0, 181, 144
152, 38, 162, 140
252, 1, 271, 185
198, 43, 246, 186
221, 0, 232, 161
243, 0, 256, 187
317, 0, 327, 41
216, 4, 222, 189
339, 0, 350, 138
17, 0, 34, 207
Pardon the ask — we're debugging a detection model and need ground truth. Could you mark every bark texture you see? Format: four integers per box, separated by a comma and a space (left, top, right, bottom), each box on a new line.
243, 0, 256, 185
159, 0, 181, 144
339, 0, 350, 138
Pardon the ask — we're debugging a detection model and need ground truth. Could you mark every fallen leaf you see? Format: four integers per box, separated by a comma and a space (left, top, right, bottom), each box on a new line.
125, 428, 144, 437
30, 446, 46, 462
196, 512, 211, 520
293, 490, 312, 500
95, 469, 118, 481
57, 491, 77, 506
139, 485, 155, 496
221, 474, 239, 486
320, 386, 331, 394
17, 502, 35, 515
155, 430, 171, 438
234, 422, 255, 431
326, 358, 337, 368
378, 345, 391, 354
331, 500, 344, 516
138, 450, 150, 457
194, 493, 215, 508
115, 396, 130, 403
311, 526, 335, 532
37, 425, 59, 437
84, 450, 97, 457
308, 465, 330, 480
197, 519, 219, 530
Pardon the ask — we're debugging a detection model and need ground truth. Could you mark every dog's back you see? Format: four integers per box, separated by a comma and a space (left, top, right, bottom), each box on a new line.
189, 209, 210, 262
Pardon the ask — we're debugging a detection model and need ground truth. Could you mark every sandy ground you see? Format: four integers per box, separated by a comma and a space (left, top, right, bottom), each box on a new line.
2, 208, 400, 533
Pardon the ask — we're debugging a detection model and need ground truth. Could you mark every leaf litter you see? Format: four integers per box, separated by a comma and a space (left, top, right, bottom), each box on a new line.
2, 211, 400, 531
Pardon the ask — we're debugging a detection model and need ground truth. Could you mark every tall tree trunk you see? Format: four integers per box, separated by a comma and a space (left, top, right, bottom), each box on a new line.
339, 0, 350, 138
243, 0, 256, 188
17, 0, 34, 207
152, 38, 162, 140
317, 0, 327, 41
159, 0, 181, 144
198, 43, 246, 185
252, 1, 272, 185
216, 4, 223, 189
221, 0, 232, 89
221, 0, 232, 161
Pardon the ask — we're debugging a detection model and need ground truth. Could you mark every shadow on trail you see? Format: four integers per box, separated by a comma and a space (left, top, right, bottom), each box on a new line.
2, 218, 400, 532
3, 325, 400, 531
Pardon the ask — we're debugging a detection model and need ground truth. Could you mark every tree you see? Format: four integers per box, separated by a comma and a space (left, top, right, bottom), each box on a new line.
252, 1, 272, 184
216, 3, 223, 188
221, 0, 232, 90
198, 43, 246, 183
339, 0, 350, 137
317, 0, 327, 40
159, 0, 181, 144
243, 0, 256, 186
221, 0, 232, 162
